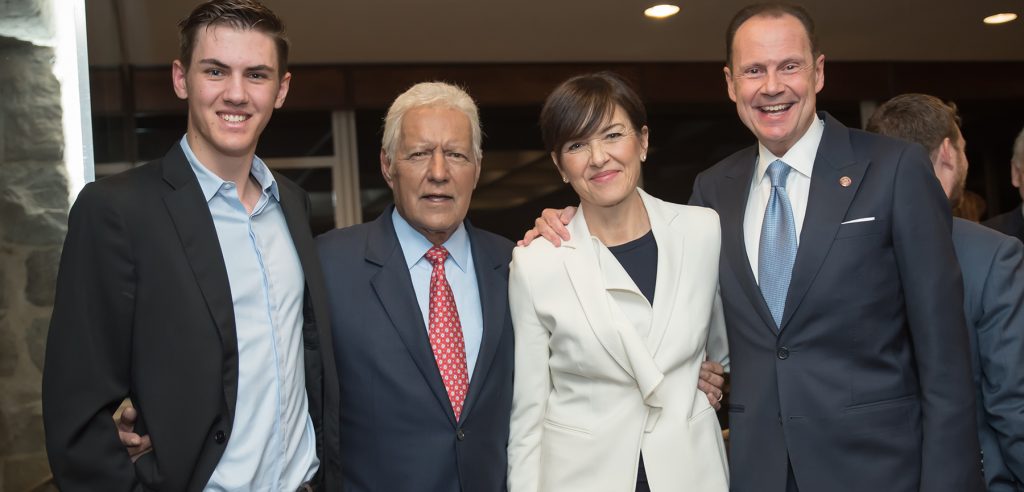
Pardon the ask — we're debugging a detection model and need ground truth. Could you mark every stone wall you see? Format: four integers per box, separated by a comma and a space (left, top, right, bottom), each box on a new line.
0, 0, 68, 490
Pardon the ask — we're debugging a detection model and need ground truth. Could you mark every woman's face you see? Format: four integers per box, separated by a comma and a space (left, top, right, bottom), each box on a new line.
555, 105, 649, 210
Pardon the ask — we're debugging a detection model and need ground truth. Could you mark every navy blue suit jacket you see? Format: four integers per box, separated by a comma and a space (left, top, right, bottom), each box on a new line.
953, 218, 1024, 491
317, 207, 513, 492
690, 113, 983, 492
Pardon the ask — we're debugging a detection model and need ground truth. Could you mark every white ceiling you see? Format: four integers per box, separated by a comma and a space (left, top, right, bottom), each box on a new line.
85, 0, 1024, 66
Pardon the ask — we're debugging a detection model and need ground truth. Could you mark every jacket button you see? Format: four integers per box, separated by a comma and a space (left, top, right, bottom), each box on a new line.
777, 347, 790, 360
456, 429, 465, 441
214, 430, 226, 444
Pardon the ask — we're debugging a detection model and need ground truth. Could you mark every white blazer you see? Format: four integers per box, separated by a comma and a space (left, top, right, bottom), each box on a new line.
507, 189, 729, 492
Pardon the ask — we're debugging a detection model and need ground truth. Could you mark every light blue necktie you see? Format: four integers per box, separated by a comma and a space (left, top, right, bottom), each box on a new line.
759, 159, 798, 330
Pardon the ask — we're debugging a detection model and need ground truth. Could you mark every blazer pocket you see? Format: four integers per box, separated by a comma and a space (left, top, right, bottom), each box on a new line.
688, 401, 718, 423
543, 418, 592, 437
728, 403, 745, 413
841, 394, 917, 434
835, 218, 887, 239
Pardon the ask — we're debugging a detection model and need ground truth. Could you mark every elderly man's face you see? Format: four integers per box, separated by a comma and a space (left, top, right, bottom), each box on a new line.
381, 105, 481, 245
725, 13, 824, 157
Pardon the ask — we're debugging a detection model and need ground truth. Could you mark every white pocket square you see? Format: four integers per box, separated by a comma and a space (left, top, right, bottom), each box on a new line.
841, 217, 875, 224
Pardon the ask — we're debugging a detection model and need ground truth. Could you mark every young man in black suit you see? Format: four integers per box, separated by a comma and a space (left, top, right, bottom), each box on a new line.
42, 1, 339, 489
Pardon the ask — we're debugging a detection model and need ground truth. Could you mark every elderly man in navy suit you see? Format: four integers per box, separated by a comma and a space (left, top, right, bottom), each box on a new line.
317, 82, 515, 491
868, 93, 1024, 491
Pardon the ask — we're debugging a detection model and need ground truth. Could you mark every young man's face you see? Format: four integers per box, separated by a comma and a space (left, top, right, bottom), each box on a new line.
172, 25, 290, 163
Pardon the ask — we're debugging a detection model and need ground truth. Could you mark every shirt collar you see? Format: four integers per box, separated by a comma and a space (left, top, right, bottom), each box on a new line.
391, 207, 471, 274
179, 135, 279, 202
755, 116, 825, 184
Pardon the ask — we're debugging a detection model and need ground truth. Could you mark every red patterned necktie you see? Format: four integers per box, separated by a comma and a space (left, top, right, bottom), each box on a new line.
425, 245, 469, 420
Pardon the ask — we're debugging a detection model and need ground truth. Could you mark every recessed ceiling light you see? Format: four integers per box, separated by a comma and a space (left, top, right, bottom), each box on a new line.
645, 4, 680, 19
983, 13, 1018, 24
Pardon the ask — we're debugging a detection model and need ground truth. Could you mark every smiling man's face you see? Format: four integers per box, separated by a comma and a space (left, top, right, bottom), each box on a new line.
381, 105, 481, 245
724, 13, 824, 156
172, 24, 290, 164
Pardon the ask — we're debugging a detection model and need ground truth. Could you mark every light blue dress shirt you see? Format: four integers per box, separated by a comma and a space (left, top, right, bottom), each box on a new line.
392, 208, 484, 380
180, 137, 318, 491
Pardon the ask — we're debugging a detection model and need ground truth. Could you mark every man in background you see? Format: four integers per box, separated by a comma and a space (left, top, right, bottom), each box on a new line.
985, 126, 1024, 243
867, 93, 1024, 491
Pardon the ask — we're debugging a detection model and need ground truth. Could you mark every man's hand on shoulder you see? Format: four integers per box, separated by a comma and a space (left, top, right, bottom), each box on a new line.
518, 206, 577, 247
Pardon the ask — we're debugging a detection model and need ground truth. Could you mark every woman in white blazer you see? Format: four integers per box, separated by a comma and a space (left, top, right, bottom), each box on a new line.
507, 72, 729, 492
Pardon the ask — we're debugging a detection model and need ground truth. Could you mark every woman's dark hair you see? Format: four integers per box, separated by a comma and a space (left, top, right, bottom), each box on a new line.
539, 71, 647, 157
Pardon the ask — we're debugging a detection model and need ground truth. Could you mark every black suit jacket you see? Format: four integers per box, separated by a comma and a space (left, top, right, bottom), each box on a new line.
690, 113, 983, 492
984, 204, 1024, 245
43, 145, 341, 491
317, 208, 514, 492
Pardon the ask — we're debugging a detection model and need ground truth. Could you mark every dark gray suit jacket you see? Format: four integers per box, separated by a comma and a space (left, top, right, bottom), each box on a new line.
690, 113, 983, 492
317, 207, 513, 492
43, 145, 341, 491
954, 218, 1024, 491
985, 204, 1024, 245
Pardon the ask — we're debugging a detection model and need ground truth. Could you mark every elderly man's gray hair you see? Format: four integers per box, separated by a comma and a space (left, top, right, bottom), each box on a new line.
381, 82, 483, 162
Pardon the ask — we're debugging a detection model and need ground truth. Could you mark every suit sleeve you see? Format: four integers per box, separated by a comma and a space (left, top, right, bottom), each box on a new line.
976, 236, 1024, 482
688, 172, 708, 207
707, 287, 730, 372
890, 145, 983, 490
42, 183, 141, 490
506, 248, 551, 492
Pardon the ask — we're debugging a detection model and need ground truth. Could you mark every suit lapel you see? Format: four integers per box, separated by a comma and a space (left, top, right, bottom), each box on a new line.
160, 145, 239, 418
460, 223, 507, 423
276, 178, 317, 294
562, 214, 633, 375
780, 114, 868, 332
562, 205, 665, 406
641, 190, 682, 355
365, 211, 456, 426
718, 148, 779, 334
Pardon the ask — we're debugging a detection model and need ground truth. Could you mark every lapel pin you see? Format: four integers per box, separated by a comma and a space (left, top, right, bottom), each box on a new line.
839, 176, 852, 187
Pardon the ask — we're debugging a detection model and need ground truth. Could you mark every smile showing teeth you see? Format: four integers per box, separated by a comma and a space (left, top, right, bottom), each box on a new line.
221, 114, 247, 123
760, 104, 791, 113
